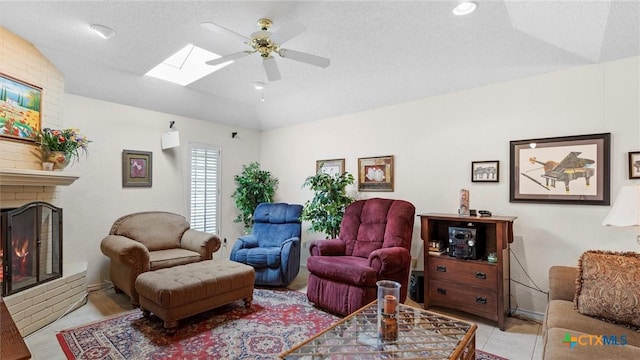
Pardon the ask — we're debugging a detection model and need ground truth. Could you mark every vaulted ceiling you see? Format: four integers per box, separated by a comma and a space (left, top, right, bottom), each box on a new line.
0, 1, 638, 130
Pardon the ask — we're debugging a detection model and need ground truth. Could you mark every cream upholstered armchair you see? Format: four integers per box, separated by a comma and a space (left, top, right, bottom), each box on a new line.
100, 211, 221, 306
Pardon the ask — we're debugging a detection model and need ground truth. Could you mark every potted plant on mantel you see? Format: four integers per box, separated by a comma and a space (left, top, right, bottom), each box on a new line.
36, 128, 90, 170
231, 162, 279, 233
300, 170, 355, 239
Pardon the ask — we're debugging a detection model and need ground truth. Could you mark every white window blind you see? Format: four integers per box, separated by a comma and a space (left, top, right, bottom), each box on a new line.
189, 143, 220, 234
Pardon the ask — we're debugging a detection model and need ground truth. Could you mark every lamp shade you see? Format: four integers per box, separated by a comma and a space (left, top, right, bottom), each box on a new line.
602, 185, 640, 227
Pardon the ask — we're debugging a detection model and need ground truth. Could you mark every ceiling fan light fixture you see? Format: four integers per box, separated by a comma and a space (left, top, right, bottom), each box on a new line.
453, 2, 477, 16
201, 17, 329, 81
90, 24, 116, 39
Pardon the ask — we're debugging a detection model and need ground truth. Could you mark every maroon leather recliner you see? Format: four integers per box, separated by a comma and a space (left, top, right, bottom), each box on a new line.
306, 198, 416, 316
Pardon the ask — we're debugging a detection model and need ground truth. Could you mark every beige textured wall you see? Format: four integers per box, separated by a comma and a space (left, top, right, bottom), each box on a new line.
260, 56, 640, 317
60, 95, 262, 289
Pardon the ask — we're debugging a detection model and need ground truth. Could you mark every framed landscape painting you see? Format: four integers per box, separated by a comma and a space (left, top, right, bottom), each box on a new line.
0, 73, 42, 142
122, 150, 152, 187
510, 133, 610, 205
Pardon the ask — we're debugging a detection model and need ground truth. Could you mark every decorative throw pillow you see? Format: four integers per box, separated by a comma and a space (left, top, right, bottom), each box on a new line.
574, 250, 640, 329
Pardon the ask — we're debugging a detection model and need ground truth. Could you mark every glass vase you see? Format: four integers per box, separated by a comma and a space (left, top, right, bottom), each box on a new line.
377, 280, 400, 342
46, 151, 70, 170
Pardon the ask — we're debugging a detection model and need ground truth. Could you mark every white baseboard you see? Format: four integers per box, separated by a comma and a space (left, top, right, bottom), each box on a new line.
510, 307, 545, 323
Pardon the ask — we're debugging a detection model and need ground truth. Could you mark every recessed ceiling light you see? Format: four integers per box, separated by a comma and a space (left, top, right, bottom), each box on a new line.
453, 2, 477, 16
253, 82, 265, 90
145, 44, 231, 86
90, 24, 116, 39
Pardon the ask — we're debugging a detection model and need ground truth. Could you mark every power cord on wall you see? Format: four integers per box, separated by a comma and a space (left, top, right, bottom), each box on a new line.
24, 291, 89, 338
220, 237, 228, 258
26, 280, 116, 338
508, 248, 548, 324
509, 247, 548, 295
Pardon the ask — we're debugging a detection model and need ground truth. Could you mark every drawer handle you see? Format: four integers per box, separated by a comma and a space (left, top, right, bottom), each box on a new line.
475, 296, 487, 304
436, 265, 447, 272
437, 288, 447, 295
475, 272, 487, 279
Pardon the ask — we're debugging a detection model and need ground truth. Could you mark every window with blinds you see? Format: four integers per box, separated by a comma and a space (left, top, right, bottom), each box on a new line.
189, 142, 220, 234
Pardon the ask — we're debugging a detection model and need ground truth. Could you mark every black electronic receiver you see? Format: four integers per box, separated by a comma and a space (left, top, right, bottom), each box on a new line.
478, 210, 492, 217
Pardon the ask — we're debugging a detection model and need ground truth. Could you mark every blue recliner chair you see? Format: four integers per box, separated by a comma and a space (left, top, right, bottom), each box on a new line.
230, 202, 302, 286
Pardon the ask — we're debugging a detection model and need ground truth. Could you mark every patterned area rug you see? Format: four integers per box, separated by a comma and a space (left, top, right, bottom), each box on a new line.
56, 288, 338, 359
57, 288, 507, 359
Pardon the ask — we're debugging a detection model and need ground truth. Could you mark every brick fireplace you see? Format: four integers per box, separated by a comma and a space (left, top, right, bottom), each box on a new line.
1, 201, 63, 297
0, 27, 88, 336
0, 171, 87, 336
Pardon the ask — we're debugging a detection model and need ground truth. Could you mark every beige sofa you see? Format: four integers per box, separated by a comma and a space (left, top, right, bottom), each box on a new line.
543, 266, 640, 359
100, 211, 221, 306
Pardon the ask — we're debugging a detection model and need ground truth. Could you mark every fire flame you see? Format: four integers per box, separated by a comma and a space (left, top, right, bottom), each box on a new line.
15, 239, 29, 258
13, 239, 30, 276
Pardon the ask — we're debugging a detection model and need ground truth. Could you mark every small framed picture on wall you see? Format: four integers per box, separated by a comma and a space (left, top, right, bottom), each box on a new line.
629, 151, 640, 179
471, 161, 499, 183
122, 150, 152, 187
358, 155, 394, 192
316, 158, 345, 176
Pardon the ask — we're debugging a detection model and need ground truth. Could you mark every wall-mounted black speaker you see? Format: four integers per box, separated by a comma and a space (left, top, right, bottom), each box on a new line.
409, 271, 424, 303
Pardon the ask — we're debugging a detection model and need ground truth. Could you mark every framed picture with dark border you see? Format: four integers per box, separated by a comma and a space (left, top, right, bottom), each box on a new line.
0, 73, 42, 143
316, 158, 345, 176
471, 161, 499, 182
510, 133, 610, 205
358, 155, 394, 192
629, 151, 640, 179
122, 150, 152, 187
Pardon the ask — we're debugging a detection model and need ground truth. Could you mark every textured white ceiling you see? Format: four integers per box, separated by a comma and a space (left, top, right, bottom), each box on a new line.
0, 1, 638, 130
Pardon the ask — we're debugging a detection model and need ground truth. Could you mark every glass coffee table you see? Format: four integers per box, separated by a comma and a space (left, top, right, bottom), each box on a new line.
279, 301, 476, 359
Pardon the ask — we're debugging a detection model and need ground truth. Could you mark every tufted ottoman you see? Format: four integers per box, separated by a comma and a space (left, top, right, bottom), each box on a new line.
135, 259, 255, 334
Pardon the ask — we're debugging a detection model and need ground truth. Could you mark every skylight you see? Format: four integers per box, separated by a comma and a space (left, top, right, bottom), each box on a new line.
145, 44, 231, 86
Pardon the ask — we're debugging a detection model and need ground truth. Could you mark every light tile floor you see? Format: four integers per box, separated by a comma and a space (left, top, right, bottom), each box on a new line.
25, 268, 543, 360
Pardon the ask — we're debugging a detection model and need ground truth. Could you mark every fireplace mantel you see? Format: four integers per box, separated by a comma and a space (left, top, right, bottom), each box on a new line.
0, 168, 80, 186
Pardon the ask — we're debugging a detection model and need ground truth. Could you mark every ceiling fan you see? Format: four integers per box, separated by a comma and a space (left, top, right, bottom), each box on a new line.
201, 18, 330, 81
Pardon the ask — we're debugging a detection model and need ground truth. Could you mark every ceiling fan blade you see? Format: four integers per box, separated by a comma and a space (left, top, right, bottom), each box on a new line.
270, 21, 306, 45
278, 48, 330, 68
206, 51, 252, 66
200, 22, 249, 43
263, 56, 281, 81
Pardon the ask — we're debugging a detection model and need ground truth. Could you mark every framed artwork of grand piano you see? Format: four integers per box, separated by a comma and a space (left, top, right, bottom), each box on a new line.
472, 160, 499, 182
630, 151, 640, 179
510, 133, 610, 205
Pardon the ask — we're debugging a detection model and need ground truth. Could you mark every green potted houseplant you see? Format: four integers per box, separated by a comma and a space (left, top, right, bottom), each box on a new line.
36, 128, 91, 170
300, 171, 355, 239
231, 162, 279, 233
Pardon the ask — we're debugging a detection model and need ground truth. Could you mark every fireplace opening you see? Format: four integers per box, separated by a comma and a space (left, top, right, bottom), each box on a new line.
1, 201, 63, 296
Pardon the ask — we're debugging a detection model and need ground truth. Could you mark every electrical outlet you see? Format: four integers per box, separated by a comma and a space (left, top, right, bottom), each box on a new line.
411, 258, 417, 268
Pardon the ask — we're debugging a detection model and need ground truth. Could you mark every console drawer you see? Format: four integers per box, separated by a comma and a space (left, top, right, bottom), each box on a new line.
428, 278, 498, 320
428, 256, 497, 289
